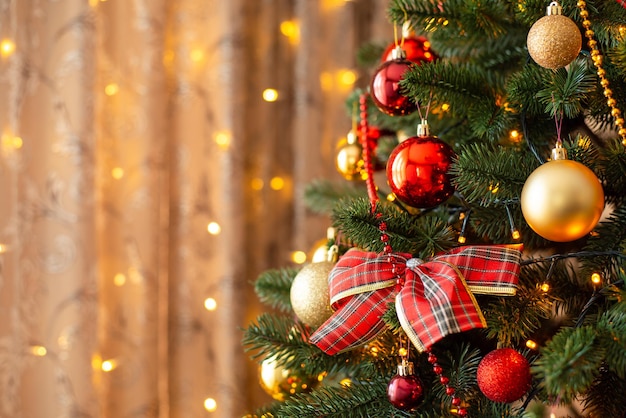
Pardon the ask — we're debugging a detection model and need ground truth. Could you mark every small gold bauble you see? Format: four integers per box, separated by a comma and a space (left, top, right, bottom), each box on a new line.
259, 356, 316, 401
527, 14, 582, 69
521, 160, 604, 242
336, 141, 364, 180
290, 261, 335, 329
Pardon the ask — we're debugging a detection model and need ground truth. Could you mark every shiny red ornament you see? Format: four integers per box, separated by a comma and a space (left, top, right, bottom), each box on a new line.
382, 36, 437, 64
370, 57, 417, 116
387, 361, 425, 410
477, 348, 531, 403
386, 127, 456, 208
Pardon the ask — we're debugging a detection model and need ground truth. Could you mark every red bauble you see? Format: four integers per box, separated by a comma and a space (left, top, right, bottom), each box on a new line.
387, 365, 425, 410
370, 59, 417, 116
477, 348, 532, 403
386, 134, 456, 208
382, 36, 437, 64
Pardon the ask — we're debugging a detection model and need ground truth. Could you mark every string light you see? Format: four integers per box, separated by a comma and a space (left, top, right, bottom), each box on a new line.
505, 205, 520, 240
203, 398, 217, 412
291, 251, 307, 264
204, 297, 217, 311
337, 69, 357, 89
207, 222, 221, 235
250, 178, 264, 190
525, 340, 538, 350
591, 272, 602, 285
262, 89, 279, 102
339, 378, 352, 387
190, 48, 204, 63
398, 347, 408, 357
540, 283, 550, 293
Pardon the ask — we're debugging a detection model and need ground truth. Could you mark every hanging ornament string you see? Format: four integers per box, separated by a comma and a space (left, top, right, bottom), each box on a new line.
576, 0, 626, 145
357, 92, 468, 416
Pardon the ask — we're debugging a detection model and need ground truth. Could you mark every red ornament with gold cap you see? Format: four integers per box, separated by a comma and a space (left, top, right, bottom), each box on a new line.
386, 119, 456, 208
370, 46, 417, 116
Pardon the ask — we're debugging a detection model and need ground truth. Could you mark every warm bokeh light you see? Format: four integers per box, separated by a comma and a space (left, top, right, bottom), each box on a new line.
280, 20, 300, 45
337, 69, 357, 88
339, 378, 352, 387
101, 359, 117, 372
214, 130, 231, 149
207, 222, 221, 235
386, 194, 396, 202
204, 398, 217, 412
270, 176, 285, 190
204, 297, 217, 311
291, 251, 307, 264
525, 340, 537, 350
262, 88, 279, 102
114, 273, 126, 287
511, 229, 521, 240
398, 347, 408, 357
0, 243, 8, 253
104, 83, 119, 96
190, 48, 204, 62
1, 39, 16, 58
30, 345, 47, 356
251, 178, 264, 190
111, 167, 124, 179
441, 103, 450, 112
540, 283, 550, 293
457, 235, 466, 244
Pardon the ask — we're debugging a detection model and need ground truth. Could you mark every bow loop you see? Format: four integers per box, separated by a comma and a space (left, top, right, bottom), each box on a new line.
310, 245, 522, 355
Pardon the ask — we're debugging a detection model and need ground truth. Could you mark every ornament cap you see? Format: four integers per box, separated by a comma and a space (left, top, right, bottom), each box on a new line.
326, 244, 339, 263
546, 1, 563, 16
346, 130, 357, 145
391, 45, 407, 60
550, 143, 568, 160
397, 359, 415, 376
416, 119, 430, 137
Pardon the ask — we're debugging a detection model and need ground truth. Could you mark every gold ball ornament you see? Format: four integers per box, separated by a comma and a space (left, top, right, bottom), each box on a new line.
259, 356, 316, 401
527, 6, 582, 69
290, 261, 335, 329
521, 158, 604, 242
336, 132, 364, 180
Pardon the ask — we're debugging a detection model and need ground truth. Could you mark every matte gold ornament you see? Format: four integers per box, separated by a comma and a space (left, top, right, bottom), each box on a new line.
290, 246, 337, 329
527, 2, 582, 69
336, 130, 364, 180
259, 356, 316, 401
521, 145, 604, 242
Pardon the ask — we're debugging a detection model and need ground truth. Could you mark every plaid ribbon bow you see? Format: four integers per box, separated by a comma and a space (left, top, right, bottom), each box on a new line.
310, 244, 523, 355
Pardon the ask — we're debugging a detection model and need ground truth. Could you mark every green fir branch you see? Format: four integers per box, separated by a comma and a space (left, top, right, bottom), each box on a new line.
532, 326, 605, 402
304, 179, 367, 216
331, 197, 457, 258
277, 378, 411, 418
254, 268, 299, 313
582, 369, 626, 417
596, 300, 626, 379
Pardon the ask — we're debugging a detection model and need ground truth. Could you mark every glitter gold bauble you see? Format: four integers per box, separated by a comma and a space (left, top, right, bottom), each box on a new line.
290, 261, 335, 329
259, 356, 316, 401
527, 12, 582, 69
521, 159, 604, 242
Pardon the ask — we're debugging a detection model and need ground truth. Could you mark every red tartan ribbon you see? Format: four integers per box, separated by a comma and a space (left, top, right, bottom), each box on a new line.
310, 244, 523, 355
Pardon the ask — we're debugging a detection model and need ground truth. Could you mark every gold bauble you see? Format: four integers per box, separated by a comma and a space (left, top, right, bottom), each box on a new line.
527, 14, 582, 69
309, 238, 330, 263
259, 356, 315, 401
521, 160, 604, 242
290, 261, 334, 329
336, 140, 364, 180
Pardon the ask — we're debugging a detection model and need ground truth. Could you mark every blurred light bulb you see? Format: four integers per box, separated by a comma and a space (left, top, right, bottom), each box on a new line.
31, 345, 47, 356
204, 398, 217, 412
204, 297, 217, 311
291, 251, 306, 264
104, 83, 119, 96
270, 176, 285, 190
1, 39, 15, 57
262, 89, 278, 102
207, 222, 221, 235
111, 167, 124, 179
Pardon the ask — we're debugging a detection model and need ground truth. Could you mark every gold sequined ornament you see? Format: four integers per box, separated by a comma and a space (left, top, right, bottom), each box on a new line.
527, 1, 582, 69
521, 144, 604, 242
336, 130, 364, 180
259, 356, 316, 401
290, 245, 337, 329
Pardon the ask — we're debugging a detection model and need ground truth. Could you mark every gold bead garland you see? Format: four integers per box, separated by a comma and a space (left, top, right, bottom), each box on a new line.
576, 0, 626, 145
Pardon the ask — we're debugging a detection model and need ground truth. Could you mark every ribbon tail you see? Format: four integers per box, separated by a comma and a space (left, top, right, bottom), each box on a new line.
310, 287, 394, 355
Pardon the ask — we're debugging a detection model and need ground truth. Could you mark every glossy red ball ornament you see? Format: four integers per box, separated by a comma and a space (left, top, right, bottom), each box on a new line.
387, 361, 425, 410
370, 49, 417, 116
386, 124, 456, 208
382, 36, 437, 64
477, 348, 532, 403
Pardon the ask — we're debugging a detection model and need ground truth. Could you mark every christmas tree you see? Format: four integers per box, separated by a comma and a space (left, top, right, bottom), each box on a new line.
243, 1, 626, 417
